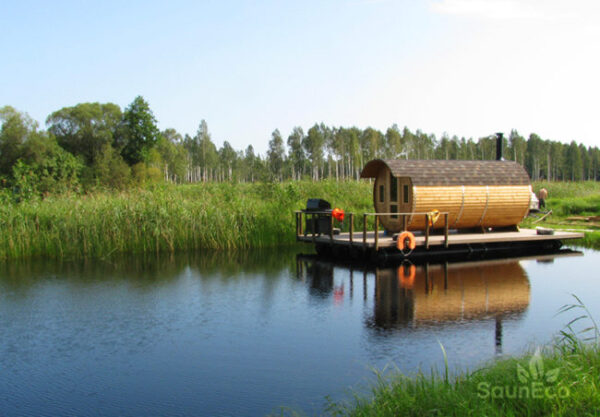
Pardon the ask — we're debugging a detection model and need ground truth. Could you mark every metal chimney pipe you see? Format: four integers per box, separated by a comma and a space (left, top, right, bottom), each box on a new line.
495, 132, 504, 161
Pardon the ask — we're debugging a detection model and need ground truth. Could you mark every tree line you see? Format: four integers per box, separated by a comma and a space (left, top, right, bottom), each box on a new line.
1, 98, 599, 198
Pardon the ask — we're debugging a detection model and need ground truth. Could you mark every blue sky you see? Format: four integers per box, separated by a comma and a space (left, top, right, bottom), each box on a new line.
2, 0, 599, 154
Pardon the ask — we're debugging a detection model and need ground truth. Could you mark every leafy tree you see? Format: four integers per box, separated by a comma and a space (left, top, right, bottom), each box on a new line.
287, 127, 305, 180
0, 106, 37, 176
187, 120, 218, 181
267, 129, 285, 181
219, 140, 237, 181
120, 96, 159, 165
18, 132, 83, 194
92, 144, 131, 189
508, 129, 527, 165
46, 102, 122, 164
360, 127, 384, 160
566, 141, 582, 181
303, 124, 326, 181
384, 124, 403, 159
157, 129, 187, 182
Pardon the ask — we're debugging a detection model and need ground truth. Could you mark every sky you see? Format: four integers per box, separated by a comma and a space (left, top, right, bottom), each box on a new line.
1, 0, 599, 154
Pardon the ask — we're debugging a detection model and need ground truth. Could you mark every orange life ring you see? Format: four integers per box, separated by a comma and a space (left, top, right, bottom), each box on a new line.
397, 264, 416, 288
397, 231, 416, 251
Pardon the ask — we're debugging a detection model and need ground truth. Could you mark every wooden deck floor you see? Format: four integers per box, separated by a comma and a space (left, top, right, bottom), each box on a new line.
297, 228, 584, 249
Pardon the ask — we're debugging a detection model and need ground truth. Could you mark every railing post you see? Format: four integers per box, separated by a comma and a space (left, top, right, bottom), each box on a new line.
374, 214, 379, 251
444, 213, 449, 248
299, 211, 303, 235
330, 213, 334, 241
425, 213, 430, 249
295, 212, 299, 239
312, 213, 316, 243
350, 213, 354, 244
363, 214, 368, 248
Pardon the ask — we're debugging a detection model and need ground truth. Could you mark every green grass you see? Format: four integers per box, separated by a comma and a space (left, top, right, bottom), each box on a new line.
0, 180, 373, 260
325, 296, 600, 417
2, 179, 600, 261
526, 181, 600, 249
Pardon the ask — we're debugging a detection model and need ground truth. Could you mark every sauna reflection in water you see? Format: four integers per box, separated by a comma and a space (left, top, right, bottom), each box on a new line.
296, 256, 531, 353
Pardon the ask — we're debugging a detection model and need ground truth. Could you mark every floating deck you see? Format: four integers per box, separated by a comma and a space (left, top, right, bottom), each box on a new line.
295, 210, 584, 263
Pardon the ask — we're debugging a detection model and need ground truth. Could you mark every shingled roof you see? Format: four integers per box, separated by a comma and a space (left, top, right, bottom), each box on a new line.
360, 159, 531, 186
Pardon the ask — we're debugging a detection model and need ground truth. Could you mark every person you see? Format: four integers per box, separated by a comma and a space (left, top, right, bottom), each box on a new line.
538, 187, 548, 210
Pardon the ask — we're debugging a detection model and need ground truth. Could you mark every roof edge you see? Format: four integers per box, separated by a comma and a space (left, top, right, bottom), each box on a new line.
360, 159, 389, 178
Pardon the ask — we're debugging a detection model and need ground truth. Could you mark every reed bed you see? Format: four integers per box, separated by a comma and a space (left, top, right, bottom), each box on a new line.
0, 181, 372, 260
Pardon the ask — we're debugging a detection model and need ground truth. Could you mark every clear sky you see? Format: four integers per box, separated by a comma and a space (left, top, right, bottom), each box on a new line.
2, 0, 599, 154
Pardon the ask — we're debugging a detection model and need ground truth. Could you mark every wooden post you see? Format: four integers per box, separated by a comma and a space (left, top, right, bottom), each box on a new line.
299, 211, 303, 235
330, 213, 334, 241
363, 214, 368, 248
425, 213, 430, 249
443, 262, 448, 291
312, 214, 316, 243
374, 215, 379, 251
350, 213, 354, 244
295, 212, 299, 238
444, 213, 449, 248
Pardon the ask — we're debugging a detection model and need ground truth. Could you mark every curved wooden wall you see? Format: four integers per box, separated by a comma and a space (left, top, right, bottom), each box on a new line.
407, 184, 532, 231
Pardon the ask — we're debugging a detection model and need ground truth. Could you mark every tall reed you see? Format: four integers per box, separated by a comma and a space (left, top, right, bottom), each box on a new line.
0, 181, 372, 260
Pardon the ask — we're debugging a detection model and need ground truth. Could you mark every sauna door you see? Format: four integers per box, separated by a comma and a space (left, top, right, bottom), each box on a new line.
389, 176, 411, 223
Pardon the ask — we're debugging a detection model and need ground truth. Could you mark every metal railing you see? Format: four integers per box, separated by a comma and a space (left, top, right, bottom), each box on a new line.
295, 211, 450, 250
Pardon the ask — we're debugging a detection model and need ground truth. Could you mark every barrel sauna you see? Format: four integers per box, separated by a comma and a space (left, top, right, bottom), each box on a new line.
360, 159, 532, 233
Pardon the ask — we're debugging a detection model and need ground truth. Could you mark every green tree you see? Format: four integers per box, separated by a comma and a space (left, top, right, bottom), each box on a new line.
0, 106, 37, 176
525, 133, 544, 180
360, 127, 384, 160
46, 102, 122, 164
92, 144, 131, 189
566, 141, 582, 181
219, 140, 238, 181
120, 96, 159, 165
508, 129, 527, 165
384, 124, 403, 159
267, 129, 285, 181
287, 127, 305, 180
18, 132, 83, 194
303, 124, 326, 180
155, 132, 187, 182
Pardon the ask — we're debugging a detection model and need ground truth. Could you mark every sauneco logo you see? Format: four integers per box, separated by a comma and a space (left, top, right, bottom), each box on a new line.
478, 349, 570, 400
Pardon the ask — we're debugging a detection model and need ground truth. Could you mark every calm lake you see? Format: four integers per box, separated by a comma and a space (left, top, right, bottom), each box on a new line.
0, 246, 598, 416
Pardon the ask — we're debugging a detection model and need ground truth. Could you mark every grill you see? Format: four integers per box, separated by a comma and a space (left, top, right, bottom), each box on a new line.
304, 199, 332, 235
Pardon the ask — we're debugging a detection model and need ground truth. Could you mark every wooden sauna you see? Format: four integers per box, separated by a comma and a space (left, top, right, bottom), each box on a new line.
360, 159, 532, 233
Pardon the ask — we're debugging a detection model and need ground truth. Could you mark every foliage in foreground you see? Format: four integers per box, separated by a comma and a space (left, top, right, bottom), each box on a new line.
0, 180, 372, 260
326, 296, 600, 417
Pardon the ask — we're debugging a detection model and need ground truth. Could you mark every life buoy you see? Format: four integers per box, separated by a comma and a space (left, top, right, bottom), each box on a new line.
397, 231, 416, 251
397, 264, 416, 288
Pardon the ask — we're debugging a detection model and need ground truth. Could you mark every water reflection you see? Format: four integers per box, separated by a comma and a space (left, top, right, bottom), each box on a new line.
0, 248, 300, 291
297, 255, 536, 354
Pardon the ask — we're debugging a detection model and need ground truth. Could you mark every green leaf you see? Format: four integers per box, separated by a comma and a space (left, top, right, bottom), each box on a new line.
529, 351, 544, 381
517, 363, 529, 384
545, 368, 560, 384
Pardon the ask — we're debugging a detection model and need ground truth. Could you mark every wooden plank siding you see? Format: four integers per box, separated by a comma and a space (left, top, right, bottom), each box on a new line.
400, 185, 530, 232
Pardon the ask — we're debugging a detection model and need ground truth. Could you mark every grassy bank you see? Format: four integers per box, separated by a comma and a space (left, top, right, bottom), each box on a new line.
2, 180, 599, 261
326, 299, 600, 417
0, 181, 372, 260
525, 181, 600, 249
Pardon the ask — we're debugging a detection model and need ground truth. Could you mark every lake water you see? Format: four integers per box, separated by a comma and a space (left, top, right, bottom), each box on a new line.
0, 246, 598, 416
